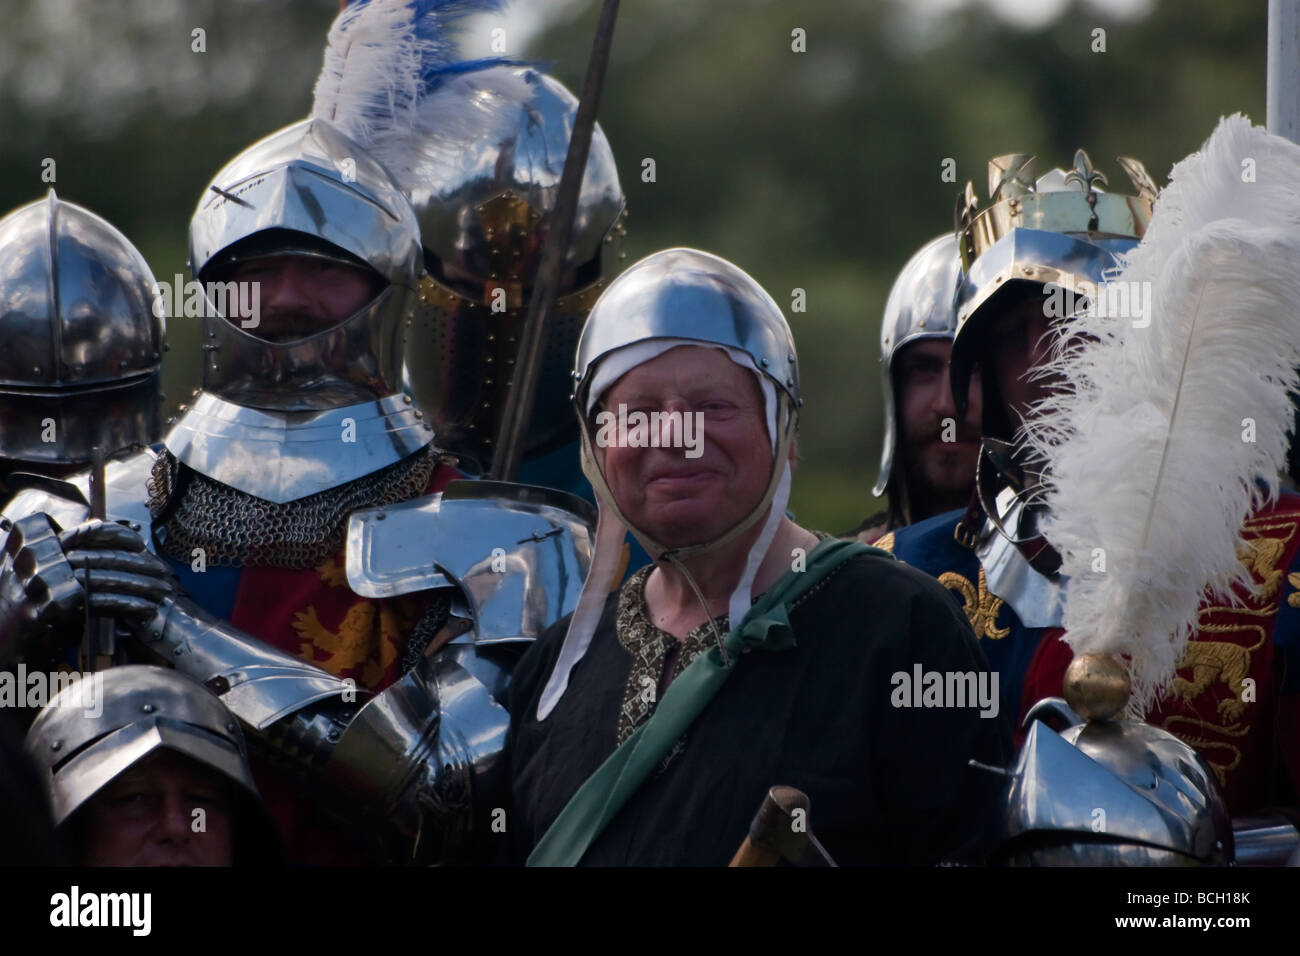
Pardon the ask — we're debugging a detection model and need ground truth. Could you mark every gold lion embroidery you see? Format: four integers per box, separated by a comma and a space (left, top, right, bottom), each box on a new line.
1171, 640, 1254, 722
1237, 537, 1286, 603
315, 557, 349, 589
938, 568, 1009, 640
1162, 715, 1248, 787
290, 557, 401, 689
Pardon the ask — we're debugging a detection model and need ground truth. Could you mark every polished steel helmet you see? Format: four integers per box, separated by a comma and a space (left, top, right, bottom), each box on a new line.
950, 151, 1156, 440
573, 247, 798, 413
23, 666, 277, 848
999, 701, 1233, 865
0, 190, 163, 466
383, 65, 626, 471
187, 117, 423, 412
874, 234, 962, 510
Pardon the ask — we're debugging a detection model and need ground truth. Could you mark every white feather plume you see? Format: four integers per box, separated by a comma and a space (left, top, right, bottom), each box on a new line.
1021, 114, 1300, 714
310, 0, 525, 198
312, 0, 424, 147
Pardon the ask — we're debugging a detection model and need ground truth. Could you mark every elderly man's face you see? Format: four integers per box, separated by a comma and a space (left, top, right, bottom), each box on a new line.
598, 346, 773, 548
225, 255, 380, 343
80, 750, 234, 867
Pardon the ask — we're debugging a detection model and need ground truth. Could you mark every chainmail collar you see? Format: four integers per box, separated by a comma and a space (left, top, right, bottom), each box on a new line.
147, 444, 450, 569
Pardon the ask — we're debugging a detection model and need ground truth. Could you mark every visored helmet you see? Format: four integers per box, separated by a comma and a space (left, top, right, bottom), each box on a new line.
0, 190, 163, 466
380, 65, 626, 471
950, 152, 1157, 441
874, 234, 962, 519
187, 118, 423, 412
1001, 703, 1232, 866
303, 3, 627, 472
24, 665, 281, 862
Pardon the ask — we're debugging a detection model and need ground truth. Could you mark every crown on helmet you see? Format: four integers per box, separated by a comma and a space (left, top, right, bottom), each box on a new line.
950, 151, 1158, 437
955, 150, 1157, 273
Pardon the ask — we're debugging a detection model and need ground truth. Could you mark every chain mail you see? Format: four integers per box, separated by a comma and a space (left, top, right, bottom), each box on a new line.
147, 445, 447, 569
399, 595, 451, 674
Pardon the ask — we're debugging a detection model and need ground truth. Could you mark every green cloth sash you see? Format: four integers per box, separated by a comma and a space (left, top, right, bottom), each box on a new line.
527, 537, 891, 867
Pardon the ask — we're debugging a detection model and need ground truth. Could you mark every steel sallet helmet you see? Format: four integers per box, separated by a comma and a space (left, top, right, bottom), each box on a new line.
874, 233, 962, 521
383, 65, 627, 471
950, 151, 1157, 442
0, 190, 163, 467
23, 665, 280, 859
1000, 702, 1233, 865
188, 117, 423, 412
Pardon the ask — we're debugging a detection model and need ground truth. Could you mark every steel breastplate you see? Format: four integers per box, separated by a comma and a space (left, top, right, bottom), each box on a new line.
163, 391, 435, 504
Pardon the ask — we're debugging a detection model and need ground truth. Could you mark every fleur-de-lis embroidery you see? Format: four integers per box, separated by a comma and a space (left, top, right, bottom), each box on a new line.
1288, 572, 1300, 609
938, 569, 1010, 640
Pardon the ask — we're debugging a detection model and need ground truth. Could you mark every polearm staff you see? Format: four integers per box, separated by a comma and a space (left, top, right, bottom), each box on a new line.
1268, 0, 1300, 143
488, 0, 620, 482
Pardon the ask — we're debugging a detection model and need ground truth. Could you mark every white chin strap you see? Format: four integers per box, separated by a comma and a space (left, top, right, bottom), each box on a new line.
537, 343, 794, 721
727, 460, 791, 625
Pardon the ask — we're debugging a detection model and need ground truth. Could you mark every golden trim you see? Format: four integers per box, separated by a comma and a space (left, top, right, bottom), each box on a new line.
871, 531, 896, 553
939, 568, 1009, 640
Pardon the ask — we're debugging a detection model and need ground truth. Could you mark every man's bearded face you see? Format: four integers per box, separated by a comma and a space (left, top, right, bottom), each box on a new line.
896, 338, 982, 503
225, 255, 381, 343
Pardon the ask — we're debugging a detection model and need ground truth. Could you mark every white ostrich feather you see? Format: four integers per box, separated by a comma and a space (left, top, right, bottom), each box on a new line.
1021, 114, 1300, 714
310, 0, 524, 197
311, 0, 424, 147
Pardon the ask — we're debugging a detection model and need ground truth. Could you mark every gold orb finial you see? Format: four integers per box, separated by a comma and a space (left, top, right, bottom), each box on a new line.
1062, 653, 1130, 722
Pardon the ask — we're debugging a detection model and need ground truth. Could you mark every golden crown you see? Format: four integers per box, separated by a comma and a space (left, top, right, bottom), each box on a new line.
954, 150, 1159, 271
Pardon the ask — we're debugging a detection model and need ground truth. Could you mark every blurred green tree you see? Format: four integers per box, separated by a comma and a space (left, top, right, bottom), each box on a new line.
0, 0, 1266, 532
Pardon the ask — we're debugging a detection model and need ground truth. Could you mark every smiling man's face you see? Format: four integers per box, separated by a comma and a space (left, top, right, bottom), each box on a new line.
597, 345, 773, 548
